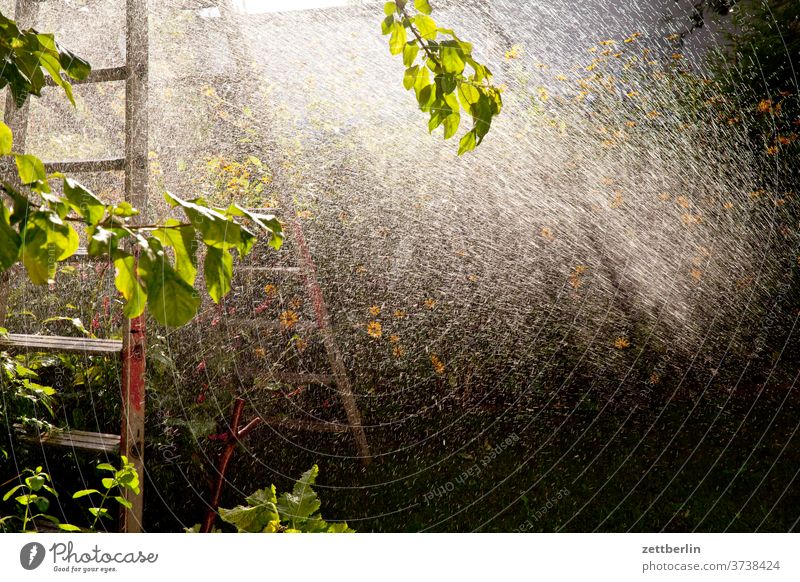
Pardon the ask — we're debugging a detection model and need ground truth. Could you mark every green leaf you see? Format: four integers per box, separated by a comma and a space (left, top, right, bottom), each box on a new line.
164, 192, 255, 256
403, 42, 419, 67
441, 41, 466, 74
2, 484, 23, 501
389, 21, 407, 55
58, 523, 81, 532
0, 207, 21, 272
101, 478, 115, 490
417, 84, 436, 111
381, 14, 394, 35
219, 503, 280, 533
14, 154, 45, 185
114, 495, 133, 509
245, 485, 277, 507
34, 496, 49, 512
113, 252, 147, 319
204, 247, 232, 304
383, 1, 396, 16
443, 112, 460, 139
25, 475, 45, 492
414, 0, 432, 15
457, 129, 477, 155
0, 121, 12, 155
414, 14, 437, 40
138, 241, 201, 327
58, 47, 91, 80
95, 463, 116, 472
63, 178, 104, 226
275, 465, 322, 530
89, 507, 109, 519
403, 66, 419, 90
72, 489, 99, 499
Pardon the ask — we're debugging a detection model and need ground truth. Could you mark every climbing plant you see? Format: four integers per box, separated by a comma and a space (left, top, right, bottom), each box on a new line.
381, 0, 503, 154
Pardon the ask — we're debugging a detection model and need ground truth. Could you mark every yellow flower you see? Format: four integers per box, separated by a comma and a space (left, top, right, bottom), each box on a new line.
389, 334, 400, 344
279, 310, 299, 330
766, 146, 779, 156
424, 298, 436, 310
757, 99, 773, 114
393, 309, 406, 319
292, 336, 309, 352
690, 267, 702, 281
393, 345, 405, 358
599, 40, 616, 46
254, 347, 266, 359
676, 196, 690, 208
296, 210, 312, 220
614, 336, 630, 349
610, 192, 623, 209
264, 283, 277, 297
366, 321, 382, 339
369, 305, 381, 316
504, 44, 522, 60
289, 297, 303, 310
538, 87, 549, 102
649, 372, 660, 385
540, 227, 555, 241
430, 354, 445, 375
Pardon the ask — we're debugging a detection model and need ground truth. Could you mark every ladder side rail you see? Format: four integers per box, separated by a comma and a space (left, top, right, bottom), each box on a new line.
119, 0, 149, 533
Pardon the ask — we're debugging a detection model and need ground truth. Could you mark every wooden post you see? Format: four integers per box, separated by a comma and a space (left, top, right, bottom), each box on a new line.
120, 0, 149, 533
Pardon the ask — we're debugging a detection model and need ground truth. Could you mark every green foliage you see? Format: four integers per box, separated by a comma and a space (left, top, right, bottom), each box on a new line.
381, 0, 503, 154
72, 457, 140, 531
217, 465, 354, 533
0, 11, 90, 107
0, 9, 282, 328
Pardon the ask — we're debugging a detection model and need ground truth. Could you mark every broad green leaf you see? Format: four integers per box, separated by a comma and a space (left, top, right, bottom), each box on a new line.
164, 192, 256, 256
0, 121, 12, 155
403, 65, 419, 90
138, 242, 201, 327
403, 42, 419, 67
383, 1, 396, 16
381, 14, 394, 35
443, 112, 460, 139
441, 42, 466, 74
101, 478, 115, 490
113, 251, 147, 318
221, 204, 283, 250
414, 14, 437, 40
58, 47, 91, 80
95, 463, 116, 472
2, 484, 23, 501
219, 503, 280, 533
414, 0, 432, 15
245, 485, 277, 507
25, 475, 45, 492
63, 178, 104, 226
151, 219, 198, 285
204, 247, 232, 304
457, 129, 477, 155
389, 21, 407, 55
58, 523, 81, 532
15, 154, 45, 185
275, 465, 322, 530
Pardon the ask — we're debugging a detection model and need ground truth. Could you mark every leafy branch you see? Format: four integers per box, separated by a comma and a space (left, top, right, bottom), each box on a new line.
381, 0, 503, 154
0, 9, 283, 328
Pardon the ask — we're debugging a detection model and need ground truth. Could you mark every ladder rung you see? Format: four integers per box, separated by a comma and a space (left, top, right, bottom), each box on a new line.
45, 65, 128, 87
16, 426, 120, 453
0, 334, 122, 356
261, 417, 350, 433
233, 319, 316, 332
258, 372, 335, 386
44, 157, 125, 174
239, 266, 302, 274
63, 247, 112, 263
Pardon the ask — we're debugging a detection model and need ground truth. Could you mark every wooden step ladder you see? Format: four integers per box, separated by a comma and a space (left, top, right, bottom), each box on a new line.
0, 0, 149, 532
204, 0, 372, 465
